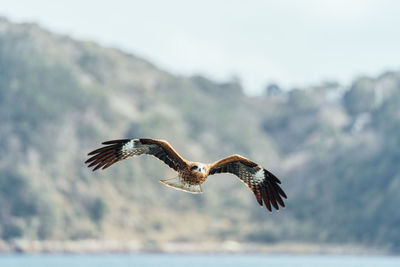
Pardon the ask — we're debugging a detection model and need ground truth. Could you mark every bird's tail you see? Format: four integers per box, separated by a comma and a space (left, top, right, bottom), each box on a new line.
160, 177, 202, 194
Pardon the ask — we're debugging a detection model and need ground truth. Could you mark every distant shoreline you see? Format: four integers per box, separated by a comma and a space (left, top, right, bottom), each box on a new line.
0, 240, 389, 255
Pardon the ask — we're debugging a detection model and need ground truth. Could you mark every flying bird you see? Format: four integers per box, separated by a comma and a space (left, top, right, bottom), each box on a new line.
85, 138, 287, 212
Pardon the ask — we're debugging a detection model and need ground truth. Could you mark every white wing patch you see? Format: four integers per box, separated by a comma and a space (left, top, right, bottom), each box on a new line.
254, 168, 264, 184
122, 139, 135, 154
121, 139, 150, 157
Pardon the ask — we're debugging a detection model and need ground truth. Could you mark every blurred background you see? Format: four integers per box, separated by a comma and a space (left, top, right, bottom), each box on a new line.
0, 0, 400, 255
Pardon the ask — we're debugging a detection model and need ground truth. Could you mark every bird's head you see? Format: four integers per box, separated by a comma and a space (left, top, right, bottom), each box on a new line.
190, 164, 206, 174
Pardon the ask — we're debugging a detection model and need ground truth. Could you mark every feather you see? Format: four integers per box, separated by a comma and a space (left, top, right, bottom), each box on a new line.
261, 187, 272, 212
86, 138, 188, 172
255, 189, 263, 206
87, 145, 116, 156
208, 155, 286, 212
267, 184, 279, 210
85, 139, 287, 213
102, 139, 130, 145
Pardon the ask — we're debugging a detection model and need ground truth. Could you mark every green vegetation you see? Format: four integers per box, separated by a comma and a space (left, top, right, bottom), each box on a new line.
0, 18, 399, 252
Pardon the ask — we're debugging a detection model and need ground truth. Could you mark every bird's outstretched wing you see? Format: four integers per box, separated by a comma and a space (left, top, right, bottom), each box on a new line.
208, 155, 287, 212
85, 138, 188, 171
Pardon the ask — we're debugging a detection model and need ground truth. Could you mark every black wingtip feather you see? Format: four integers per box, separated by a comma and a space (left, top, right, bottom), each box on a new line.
264, 169, 281, 184
102, 139, 131, 145
87, 145, 115, 156
272, 182, 288, 199
260, 187, 272, 212
85, 140, 130, 171
268, 187, 279, 210
255, 190, 263, 206
259, 171, 286, 211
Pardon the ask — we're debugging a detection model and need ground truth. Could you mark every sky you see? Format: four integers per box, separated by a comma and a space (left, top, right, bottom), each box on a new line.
1, 0, 400, 94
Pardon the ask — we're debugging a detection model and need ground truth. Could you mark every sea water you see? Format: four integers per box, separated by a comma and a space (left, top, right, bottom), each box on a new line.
0, 253, 399, 267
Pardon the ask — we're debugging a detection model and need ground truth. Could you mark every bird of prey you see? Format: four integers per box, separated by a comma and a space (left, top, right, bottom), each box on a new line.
85, 138, 287, 212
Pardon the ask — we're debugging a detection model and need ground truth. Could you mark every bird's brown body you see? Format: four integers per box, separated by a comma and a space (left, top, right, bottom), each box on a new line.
181, 164, 208, 185
160, 161, 211, 193
85, 138, 287, 212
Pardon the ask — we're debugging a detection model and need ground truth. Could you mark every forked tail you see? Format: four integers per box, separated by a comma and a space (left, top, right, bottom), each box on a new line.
160, 177, 202, 194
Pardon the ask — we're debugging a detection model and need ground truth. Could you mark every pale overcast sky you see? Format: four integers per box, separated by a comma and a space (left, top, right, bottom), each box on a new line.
1, 0, 400, 94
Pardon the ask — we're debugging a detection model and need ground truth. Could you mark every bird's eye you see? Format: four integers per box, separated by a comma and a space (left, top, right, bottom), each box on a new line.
191, 166, 198, 170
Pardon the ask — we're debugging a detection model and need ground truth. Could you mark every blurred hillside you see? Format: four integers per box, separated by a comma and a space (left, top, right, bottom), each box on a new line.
0, 18, 399, 252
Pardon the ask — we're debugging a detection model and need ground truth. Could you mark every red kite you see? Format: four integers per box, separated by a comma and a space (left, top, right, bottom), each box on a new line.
86, 138, 287, 212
